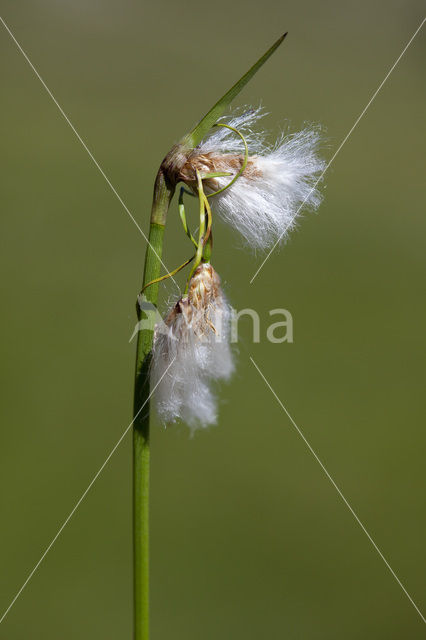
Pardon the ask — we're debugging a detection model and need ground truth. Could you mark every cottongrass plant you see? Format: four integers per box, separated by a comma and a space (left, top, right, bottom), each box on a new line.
133, 33, 325, 639
152, 263, 234, 430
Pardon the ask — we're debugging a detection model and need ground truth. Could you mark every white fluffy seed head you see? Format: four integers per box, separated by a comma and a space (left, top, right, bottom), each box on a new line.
180, 106, 326, 250
151, 263, 234, 431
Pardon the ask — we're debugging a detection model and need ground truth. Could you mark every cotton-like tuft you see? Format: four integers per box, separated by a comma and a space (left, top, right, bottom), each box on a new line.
180, 107, 326, 249
151, 263, 234, 430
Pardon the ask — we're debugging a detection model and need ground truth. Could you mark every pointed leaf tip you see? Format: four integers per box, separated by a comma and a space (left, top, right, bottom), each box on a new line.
181, 33, 288, 149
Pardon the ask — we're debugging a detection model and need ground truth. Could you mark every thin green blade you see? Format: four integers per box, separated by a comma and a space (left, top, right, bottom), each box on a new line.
181, 33, 287, 149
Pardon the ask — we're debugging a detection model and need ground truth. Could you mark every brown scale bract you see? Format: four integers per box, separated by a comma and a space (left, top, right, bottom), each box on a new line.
163, 264, 223, 339
178, 152, 262, 192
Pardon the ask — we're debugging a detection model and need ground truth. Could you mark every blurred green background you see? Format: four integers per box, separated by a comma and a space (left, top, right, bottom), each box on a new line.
1, 1, 425, 638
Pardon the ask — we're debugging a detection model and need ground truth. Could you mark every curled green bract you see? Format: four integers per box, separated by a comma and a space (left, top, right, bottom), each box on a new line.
206, 123, 249, 198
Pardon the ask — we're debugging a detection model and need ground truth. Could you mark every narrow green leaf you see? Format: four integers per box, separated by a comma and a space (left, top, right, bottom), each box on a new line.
181, 33, 287, 149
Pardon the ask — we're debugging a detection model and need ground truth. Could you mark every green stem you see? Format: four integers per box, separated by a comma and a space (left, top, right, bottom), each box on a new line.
133, 168, 175, 640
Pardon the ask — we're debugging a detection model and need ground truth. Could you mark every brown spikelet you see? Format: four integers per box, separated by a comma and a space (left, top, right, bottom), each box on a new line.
178, 152, 262, 191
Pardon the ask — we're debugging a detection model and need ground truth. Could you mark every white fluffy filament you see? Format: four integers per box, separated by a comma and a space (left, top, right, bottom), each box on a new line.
151, 264, 234, 430
190, 107, 326, 249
